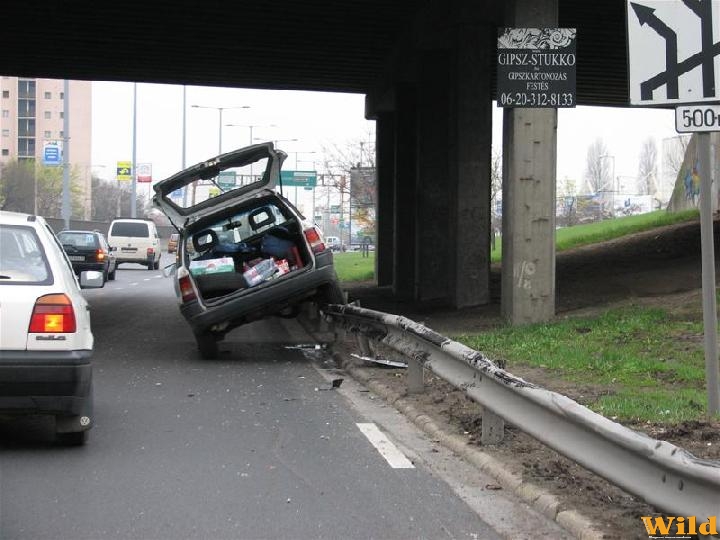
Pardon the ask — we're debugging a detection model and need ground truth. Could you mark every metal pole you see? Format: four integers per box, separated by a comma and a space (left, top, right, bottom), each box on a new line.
61, 79, 71, 229
131, 82, 137, 218
182, 85, 188, 207
698, 132, 720, 415
218, 108, 223, 154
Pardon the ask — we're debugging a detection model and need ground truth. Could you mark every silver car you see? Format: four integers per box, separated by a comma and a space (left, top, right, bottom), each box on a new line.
153, 142, 344, 359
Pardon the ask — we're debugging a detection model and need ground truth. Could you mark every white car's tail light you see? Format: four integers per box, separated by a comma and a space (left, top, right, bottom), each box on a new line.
146, 247, 155, 258
304, 227, 326, 254
28, 294, 77, 333
179, 275, 197, 303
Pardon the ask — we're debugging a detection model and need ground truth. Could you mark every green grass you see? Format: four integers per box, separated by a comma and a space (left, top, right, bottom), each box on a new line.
491, 209, 699, 262
333, 251, 375, 282
456, 305, 712, 423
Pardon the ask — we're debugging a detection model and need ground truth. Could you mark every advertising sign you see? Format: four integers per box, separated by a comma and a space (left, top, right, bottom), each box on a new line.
137, 163, 152, 183
217, 171, 236, 189
117, 161, 132, 182
496, 28, 576, 108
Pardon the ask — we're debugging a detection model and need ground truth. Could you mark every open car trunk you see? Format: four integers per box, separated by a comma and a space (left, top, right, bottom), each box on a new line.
183, 195, 311, 303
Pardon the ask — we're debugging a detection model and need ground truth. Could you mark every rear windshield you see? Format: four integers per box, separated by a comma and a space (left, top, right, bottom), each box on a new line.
110, 222, 149, 237
0, 225, 52, 284
57, 231, 100, 248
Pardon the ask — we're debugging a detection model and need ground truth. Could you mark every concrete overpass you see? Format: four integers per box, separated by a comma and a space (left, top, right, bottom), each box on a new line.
3, 0, 635, 323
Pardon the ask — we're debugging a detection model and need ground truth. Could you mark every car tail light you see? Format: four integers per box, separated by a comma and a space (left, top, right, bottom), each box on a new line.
96, 249, 107, 262
28, 294, 77, 333
146, 247, 155, 258
304, 227, 326, 254
179, 275, 197, 303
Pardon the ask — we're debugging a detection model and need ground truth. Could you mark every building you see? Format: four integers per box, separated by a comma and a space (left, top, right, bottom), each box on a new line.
0, 76, 92, 218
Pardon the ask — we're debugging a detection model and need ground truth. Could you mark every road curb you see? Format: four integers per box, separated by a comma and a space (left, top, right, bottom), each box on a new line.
339, 356, 606, 540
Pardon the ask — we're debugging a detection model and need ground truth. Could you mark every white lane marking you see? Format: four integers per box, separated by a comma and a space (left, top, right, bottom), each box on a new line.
130, 282, 139, 286
143, 278, 151, 281
356, 423, 415, 469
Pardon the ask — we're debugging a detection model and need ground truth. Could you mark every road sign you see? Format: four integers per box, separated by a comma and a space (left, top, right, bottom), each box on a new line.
42, 141, 62, 166
117, 161, 132, 181
627, 0, 720, 105
496, 28, 576, 108
280, 170, 317, 188
676, 104, 720, 132
217, 171, 236, 189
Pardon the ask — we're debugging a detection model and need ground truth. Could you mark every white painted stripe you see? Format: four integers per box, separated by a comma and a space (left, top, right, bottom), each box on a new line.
143, 278, 151, 281
356, 423, 415, 469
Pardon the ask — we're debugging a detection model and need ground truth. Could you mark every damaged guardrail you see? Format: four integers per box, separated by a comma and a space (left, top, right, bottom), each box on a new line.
323, 303, 720, 519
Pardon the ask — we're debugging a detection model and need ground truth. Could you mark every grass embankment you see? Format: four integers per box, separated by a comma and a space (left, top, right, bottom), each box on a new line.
457, 305, 713, 423
491, 208, 699, 262
333, 251, 375, 282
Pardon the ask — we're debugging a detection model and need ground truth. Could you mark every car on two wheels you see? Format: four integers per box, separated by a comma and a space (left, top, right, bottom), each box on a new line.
0, 211, 104, 445
153, 142, 345, 359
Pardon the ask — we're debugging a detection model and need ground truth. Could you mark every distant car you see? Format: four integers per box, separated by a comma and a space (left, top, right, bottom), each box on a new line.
153, 142, 345, 359
325, 236, 344, 252
56, 230, 117, 284
168, 232, 180, 254
107, 218, 162, 270
0, 210, 104, 445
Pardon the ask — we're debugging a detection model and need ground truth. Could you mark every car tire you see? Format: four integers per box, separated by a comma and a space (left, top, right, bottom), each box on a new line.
154, 259, 160, 270
318, 282, 345, 306
102, 268, 109, 284
195, 331, 219, 360
108, 267, 116, 280
56, 430, 88, 446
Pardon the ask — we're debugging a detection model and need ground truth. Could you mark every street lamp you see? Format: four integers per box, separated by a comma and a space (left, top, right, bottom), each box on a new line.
226, 123, 277, 146
192, 105, 250, 154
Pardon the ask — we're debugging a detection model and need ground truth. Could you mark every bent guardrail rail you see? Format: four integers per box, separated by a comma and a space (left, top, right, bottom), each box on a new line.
324, 303, 720, 519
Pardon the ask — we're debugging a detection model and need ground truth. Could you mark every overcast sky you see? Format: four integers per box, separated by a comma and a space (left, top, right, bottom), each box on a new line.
91, 81, 680, 198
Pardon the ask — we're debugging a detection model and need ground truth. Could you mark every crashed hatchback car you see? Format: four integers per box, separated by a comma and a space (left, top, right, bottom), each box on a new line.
153, 143, 344, 359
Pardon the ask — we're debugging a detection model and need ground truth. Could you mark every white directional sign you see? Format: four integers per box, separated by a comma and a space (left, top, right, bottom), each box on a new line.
627, 0, 720, 106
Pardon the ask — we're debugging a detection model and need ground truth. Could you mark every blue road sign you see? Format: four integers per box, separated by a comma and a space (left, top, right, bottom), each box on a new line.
43, 142, 62, 166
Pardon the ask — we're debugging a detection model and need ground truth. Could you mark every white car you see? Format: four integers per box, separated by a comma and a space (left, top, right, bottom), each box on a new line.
0, 211, 104, 445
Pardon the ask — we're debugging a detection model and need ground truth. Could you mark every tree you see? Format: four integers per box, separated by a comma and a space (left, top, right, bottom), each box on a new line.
637, 137, 658, 196
90, 176, 146, 221
0, 160, 83, 217
663, 135, 691, 182
583, 138, 612, 194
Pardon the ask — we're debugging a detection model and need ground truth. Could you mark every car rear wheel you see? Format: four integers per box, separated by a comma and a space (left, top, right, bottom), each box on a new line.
153, 259, 160, 270
108, 267, 116, 280
195, 331, 219, 360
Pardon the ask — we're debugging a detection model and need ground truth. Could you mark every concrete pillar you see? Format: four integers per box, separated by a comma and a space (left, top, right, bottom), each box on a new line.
393, 84, 418, 300
450, 8, 494, 308
415, 51, 452, 304
501, 0, 558, 324
375, 112, 395, 287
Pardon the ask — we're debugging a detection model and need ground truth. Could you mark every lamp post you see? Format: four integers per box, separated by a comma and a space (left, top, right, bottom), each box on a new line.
192, 105, 251, 154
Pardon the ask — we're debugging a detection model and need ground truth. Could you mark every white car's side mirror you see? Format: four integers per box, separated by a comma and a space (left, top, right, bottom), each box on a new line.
80, 270, 104, 289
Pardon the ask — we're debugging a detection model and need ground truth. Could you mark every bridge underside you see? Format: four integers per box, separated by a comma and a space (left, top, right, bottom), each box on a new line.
3, 0, 637, 322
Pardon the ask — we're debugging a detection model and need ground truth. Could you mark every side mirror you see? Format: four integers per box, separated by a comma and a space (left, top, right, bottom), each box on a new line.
162, 263, 177, 278
80, 270, 104, 289
108, 246, 116, 252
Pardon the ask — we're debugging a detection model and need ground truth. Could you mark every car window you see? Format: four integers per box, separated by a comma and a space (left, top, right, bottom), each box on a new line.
57, 232, 100, 248
110, 222, 149, 237
166, 156, 272, 209
0, 225, 52, 284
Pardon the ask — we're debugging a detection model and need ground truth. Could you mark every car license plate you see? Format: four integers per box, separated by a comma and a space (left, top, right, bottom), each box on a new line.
68, 255, 85, 261
121, 247, 137, 252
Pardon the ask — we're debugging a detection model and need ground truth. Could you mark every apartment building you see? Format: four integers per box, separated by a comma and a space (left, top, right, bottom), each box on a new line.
0, 77, 92, 218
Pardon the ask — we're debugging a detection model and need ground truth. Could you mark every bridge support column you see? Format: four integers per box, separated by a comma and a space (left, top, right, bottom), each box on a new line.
501, 0, 558, 324
375, 112, 395, 287
393, 84, 418, 300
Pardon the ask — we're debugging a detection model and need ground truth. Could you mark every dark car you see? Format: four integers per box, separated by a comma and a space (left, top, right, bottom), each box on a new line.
57, 230, 117, 284
153, 142, 344, 359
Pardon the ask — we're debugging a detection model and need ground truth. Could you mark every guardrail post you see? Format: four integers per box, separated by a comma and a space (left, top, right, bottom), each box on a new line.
407, 356, 425, 394
481, 408, 504, 445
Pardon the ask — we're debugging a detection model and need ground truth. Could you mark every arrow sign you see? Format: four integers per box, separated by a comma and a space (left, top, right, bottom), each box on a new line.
631, 3, 679, 99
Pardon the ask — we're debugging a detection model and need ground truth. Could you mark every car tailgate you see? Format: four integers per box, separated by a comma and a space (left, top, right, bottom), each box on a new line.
0, 291, 34, 350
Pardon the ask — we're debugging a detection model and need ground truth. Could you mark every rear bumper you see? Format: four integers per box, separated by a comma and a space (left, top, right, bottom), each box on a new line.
0, 350, 93, 420
181, 261, 339, 333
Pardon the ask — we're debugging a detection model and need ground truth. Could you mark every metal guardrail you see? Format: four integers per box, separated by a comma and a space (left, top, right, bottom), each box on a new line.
323, 303, 720, 518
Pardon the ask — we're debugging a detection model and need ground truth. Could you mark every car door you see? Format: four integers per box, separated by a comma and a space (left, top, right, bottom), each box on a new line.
152, 142, 286, 233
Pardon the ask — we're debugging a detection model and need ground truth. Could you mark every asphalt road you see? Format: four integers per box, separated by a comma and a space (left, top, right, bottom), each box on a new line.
0, 256, 570, 540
